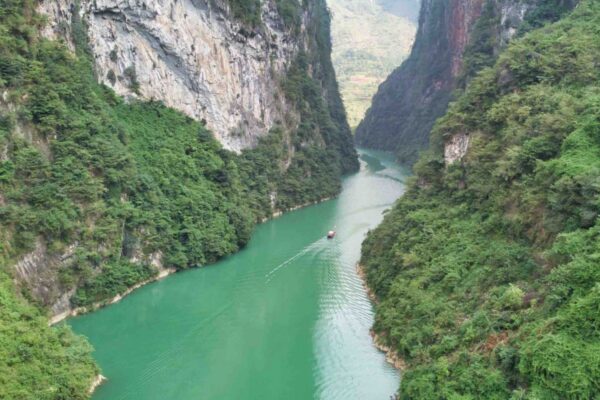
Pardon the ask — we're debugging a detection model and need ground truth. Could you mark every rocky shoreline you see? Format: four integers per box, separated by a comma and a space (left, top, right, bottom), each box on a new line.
261, 197, 333, 222
50, 197, 337, 326
357, 263, 407, 371
49, 268, 177, 325
356, 262, 377, 302
50, 197, 337, 398
89, 374, 107, 395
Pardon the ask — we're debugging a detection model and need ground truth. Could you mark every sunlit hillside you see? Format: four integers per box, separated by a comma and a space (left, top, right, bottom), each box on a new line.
328, 0, 420, 128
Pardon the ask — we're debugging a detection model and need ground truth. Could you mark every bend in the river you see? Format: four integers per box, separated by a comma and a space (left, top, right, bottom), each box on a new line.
70, 149, 409, 400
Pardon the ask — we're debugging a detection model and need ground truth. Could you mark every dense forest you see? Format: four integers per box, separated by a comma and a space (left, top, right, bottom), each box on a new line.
361, 1, 600, 397
0, 0, 356, 397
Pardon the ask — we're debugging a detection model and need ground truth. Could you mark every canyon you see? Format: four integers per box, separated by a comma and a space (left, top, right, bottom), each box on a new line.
1, 0, 597, 399
355, 0, 576, 164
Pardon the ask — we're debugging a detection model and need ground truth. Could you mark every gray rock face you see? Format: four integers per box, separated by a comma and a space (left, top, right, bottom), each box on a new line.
13, 239, 79, 316
444, 132, 470, 165
499, 2, 531, 45
354, 0, 485, 164
38, 0, 302, 151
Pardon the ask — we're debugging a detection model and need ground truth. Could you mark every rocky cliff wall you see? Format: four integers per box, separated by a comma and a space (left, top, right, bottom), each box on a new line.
355, 0, 578, 164
3, 0, 355, 319
354, 0, 484, 163
38, 0, 302, 152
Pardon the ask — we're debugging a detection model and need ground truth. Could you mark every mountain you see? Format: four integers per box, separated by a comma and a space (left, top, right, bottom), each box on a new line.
360, 0, 600, 397
327, 0, 419, 128
355, 0, 577, 164
0, 0, 356, 397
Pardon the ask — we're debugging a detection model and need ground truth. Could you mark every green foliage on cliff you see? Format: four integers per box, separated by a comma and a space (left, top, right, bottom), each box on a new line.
460, 0, 577, 85
228, 0, 262, 26
357, 0, 578, 166
361, 1, 600, 398
226, 0, 302, 29
355, 0, 457, 164
0, 272, 98, 399
0, 0, 356, 397
71, 261, 157, 308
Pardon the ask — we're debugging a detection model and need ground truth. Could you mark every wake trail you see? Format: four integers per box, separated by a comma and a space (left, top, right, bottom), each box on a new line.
265, 238, 326, 281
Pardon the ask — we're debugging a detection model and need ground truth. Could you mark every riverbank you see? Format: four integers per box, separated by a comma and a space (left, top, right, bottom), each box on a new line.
49, 268, 177, 325
356, 263, 376, 302
89, 374, 107, 395
51, 197, 337, 326
261, 197, 333, 222
357, 263, 407, 371
68, 149, 406, 399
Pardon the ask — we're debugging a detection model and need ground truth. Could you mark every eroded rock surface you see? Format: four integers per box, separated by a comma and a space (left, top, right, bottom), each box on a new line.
39, 0, 302, 151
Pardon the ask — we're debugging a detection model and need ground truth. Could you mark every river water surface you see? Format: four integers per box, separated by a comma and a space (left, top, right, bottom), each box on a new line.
70, 149, 408, 400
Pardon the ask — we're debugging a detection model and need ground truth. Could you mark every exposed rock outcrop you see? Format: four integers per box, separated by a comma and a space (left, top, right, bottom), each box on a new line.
13, 239, 78, 316
355, 0, 578, 164
444, 132, 470, 165
39, 0, 301, 151
16, 0, 355, 322
13, 237, 170, 320
89, 374, 107, 395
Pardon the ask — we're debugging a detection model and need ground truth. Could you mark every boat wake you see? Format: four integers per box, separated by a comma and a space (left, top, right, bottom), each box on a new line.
265, 238, 327, 282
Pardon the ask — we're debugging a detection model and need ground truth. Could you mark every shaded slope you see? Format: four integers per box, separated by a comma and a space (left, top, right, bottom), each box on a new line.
355, 0, 578, 165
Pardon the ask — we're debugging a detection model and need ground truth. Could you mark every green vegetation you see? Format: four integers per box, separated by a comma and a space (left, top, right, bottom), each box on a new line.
356, 0, 578, 165
227, 0, 262, 26
361, 1, 600, 398
460, 0, 577, 85
0, 273, 98, 399
0, 0, 355, 397
71, 261, 156, 308
226, 0, 303, 29
355, 0, 457, 164
275, 0, 303, 29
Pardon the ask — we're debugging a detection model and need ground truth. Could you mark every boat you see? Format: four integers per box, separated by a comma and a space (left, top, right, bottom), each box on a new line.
327, 230, 336, 239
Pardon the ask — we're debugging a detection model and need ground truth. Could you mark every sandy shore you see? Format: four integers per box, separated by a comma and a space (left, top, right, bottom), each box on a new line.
49, 268, 177, 325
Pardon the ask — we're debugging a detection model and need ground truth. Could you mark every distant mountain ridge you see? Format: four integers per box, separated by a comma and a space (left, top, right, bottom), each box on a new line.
328, 0, 420, 127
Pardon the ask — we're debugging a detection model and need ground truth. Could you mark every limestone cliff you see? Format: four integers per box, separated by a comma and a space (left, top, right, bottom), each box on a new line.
355, 0, 578, 164
1, 0, 356, 319
39, 0, 302, 151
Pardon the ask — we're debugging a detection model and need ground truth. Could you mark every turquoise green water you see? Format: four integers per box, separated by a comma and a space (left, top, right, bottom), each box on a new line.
70, 149, 408, 400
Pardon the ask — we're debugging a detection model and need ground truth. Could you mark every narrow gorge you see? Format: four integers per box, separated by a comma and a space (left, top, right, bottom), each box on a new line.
1, 0, 360, 397
356, 0, 578, 163
2, 0, 600, 399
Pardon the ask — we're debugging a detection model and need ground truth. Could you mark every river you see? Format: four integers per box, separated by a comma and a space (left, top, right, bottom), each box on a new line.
69, 149, 409, 400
